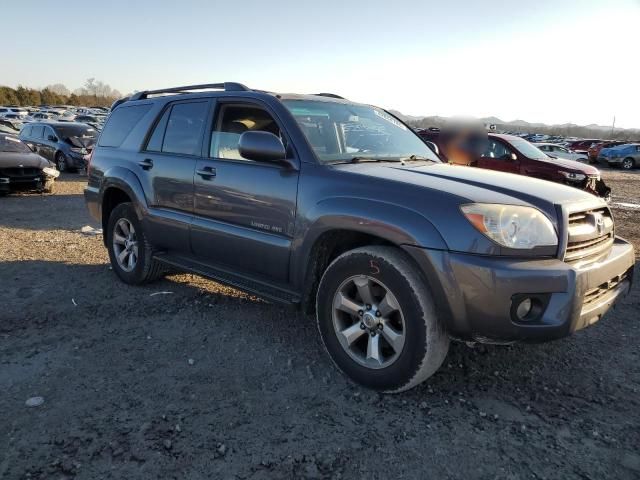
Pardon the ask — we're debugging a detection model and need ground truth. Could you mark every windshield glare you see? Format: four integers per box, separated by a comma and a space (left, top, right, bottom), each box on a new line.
283, 100, 440, 163
509, 138, 549, 160
0, 135, 31, 153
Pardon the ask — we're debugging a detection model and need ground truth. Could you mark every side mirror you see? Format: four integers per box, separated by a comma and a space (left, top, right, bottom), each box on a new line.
47, 134, 58, 142
510, 152, 518, 161
239, 131, 289, 165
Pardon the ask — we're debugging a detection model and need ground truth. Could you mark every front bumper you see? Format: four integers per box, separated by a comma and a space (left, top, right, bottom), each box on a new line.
404, 238, 635, 343
0, 173, 48, 192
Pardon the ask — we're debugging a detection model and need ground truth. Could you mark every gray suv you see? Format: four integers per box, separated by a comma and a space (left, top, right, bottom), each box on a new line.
85, 83, 635, 392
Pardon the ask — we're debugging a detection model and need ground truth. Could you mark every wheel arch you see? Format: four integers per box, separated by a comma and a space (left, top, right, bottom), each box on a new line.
99, 167, 149, 245
294, 198, 448, 314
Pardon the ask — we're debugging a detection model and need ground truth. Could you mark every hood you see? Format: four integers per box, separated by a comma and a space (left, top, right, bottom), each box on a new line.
333, 162, 604, 219
0, 151, 50, 169
537, 155, 599, 174
65, 136, 96, 149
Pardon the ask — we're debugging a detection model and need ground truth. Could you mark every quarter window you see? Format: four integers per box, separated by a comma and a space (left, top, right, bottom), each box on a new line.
98, 104, 152, 148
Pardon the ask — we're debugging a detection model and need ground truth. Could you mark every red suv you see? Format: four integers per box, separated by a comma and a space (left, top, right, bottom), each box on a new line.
566, 139, 601, 154
419, 132, 611, 200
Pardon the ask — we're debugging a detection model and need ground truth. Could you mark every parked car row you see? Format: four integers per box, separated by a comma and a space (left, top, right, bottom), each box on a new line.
0, 104, 110, 131
417, 130, 612, 200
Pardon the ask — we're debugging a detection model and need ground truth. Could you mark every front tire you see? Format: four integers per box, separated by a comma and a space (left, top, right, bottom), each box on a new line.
316, 246, 449, 393
107, 203, 164, 285
55, 152, 68, 172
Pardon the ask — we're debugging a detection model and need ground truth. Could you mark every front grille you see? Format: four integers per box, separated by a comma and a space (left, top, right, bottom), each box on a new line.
564, 208, 614, 264
583, 270, 629, 306
0, 167, 41, 178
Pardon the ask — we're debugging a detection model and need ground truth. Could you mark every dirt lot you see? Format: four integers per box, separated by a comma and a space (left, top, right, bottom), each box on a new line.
1, 170, 639, 480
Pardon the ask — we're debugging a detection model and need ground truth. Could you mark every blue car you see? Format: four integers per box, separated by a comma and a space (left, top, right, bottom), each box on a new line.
598, 144, 640, 170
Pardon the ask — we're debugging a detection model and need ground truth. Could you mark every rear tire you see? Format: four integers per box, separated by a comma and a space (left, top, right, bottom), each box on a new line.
622, 158, 635, 170
316, 246, 449, 393
106, 203, 164, 285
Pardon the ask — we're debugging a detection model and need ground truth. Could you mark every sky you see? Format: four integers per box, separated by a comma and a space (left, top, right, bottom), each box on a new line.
3, 0, 640, 128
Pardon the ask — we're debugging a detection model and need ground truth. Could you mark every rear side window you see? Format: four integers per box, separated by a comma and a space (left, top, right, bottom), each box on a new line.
22, 125, 33, 137
32, 126, 44, 139
98, 104, 151, 147
145, 107, 171, 152
159, 101, 208, 156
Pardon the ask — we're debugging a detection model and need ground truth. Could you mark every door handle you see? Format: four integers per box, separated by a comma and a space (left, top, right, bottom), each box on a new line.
196, 167, 216, 179
138, 159, 154, 170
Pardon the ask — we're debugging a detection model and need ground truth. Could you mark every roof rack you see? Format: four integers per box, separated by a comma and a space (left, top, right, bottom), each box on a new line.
129, 82, 250, 101
314, 93, 345, 99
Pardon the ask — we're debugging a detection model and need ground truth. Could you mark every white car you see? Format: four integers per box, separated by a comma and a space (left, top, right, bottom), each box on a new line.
0, 107, 29, 118
535, 142, 587, 162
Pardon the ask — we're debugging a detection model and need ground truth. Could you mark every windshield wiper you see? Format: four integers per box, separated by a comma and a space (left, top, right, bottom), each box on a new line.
331, 157, 403, 165
398, 155, 436, 162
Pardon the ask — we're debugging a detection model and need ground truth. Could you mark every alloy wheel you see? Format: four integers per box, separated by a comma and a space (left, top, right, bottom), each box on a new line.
112, 218, 139, 272
331, 275, 406, 369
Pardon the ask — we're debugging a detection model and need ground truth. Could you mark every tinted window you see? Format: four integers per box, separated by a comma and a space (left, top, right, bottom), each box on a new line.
481, 139, 513, 160
22, 125, 33, 137
161, 102, 208, 156
145, 107, 171, 152
53, 124, 96, 139
98, 104, 151, 148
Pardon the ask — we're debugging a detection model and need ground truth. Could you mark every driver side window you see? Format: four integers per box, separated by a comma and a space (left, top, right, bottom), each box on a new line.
481, 139, 513, 160
210, 104, 281, 161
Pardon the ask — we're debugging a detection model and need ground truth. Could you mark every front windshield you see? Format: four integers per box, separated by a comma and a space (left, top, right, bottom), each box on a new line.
509, 138, 550, 160
282, 100, 440, 163
0, 135, 31, 153
53, 125, 96, 139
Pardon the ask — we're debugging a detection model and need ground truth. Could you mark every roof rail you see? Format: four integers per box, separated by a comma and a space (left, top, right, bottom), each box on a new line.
129, 82, 250, 101
314, 93, 345, 99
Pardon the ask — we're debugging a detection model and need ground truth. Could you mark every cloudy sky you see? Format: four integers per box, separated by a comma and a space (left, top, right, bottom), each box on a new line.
4, 0, 639, 127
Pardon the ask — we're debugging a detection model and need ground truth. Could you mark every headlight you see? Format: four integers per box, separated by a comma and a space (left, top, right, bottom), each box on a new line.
559, 171, 586, 181
461, 204, 557, 249
70, 147, 88, 154
42, 167, 60, 178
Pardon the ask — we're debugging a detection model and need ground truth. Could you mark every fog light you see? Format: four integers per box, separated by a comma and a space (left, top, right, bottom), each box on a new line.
515, 298, 533, 320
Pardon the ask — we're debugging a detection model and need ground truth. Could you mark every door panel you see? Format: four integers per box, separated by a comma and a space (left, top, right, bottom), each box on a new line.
190, 101, 299, 282
137, 100, 210, 253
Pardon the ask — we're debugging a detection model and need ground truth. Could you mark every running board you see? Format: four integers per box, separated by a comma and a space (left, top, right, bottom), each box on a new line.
154, 254, 301, 305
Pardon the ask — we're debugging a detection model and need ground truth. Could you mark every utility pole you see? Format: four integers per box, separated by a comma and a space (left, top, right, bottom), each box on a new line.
610, 115, 616, 138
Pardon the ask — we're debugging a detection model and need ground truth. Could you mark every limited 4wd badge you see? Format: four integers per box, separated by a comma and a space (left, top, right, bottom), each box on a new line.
251, 220, 283, 234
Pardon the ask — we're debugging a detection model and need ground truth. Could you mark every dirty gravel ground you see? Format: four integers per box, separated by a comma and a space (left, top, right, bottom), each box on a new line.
1, 170, 639, 480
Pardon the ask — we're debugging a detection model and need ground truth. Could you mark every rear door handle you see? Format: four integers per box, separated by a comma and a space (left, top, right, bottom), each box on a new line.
138, 159, 154, 170
196, 166, 216, 179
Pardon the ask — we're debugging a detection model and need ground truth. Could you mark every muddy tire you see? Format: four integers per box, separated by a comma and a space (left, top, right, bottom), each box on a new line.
316, 246, 449, 393
106, 203, 164, 285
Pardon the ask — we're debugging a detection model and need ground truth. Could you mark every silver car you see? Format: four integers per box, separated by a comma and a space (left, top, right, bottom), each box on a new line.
535, 142, 588, 162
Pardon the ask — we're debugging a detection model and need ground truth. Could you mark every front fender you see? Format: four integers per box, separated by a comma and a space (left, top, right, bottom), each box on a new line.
292, 197, 448, 290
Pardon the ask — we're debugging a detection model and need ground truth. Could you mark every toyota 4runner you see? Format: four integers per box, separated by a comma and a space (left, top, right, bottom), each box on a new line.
85, 83, 635, 392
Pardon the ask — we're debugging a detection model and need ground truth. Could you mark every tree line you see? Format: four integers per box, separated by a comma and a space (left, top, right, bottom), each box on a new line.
0, 78, 123, 108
